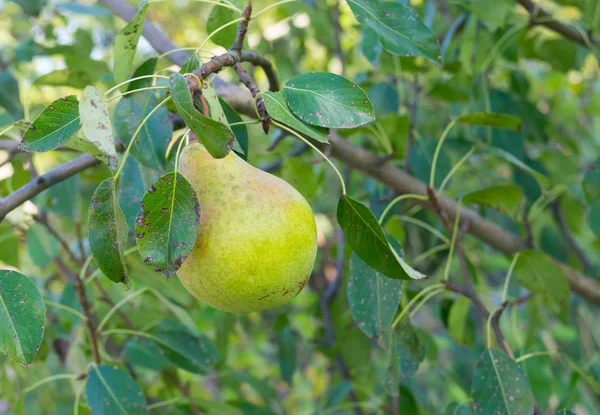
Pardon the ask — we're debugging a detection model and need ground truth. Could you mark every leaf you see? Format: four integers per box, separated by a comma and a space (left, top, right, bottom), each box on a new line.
206, 4, 237, 48
447, 296, 473, 346
583, 157, 600, 203
220, 98, 249, 159
463, 185, 523, 217
0, 223, 19, 267
0, 71, 24, 120
281, 158, 318, 202
64, 136, 115, 168
348, 252, 403, 340
390, 319, 425, 378
117, 158, 146, 228
80, 86, 117, 170
487, 147, 550, 190
135, 172, 200, 278
169, 73, 234, 158
360, 26, 383, 65
85, 364, 148, 414
113, 2, 149, 88
278, 327, 296, 384
409, 138, 451, 188
20, 96, 80, 152
128, 58, 158, 92
124, 338, 171, 371
283, 72, 375, 129
150, 321, 219, 374
263, 91, 329, 143
471, 349, 534, 415
457, 112, 522, 131
514, 251, 570, 314
88, 178, 129, 286
113, 91, 173, 171
0, 270, 46, 365
337, 195, 426, 280
26, 224, 60, 269
323, 381, 353, 409
444, 403, 475, 415
347, 0, 441, 64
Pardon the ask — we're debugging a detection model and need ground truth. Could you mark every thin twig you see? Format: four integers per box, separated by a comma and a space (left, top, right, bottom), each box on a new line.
404, 75, 420, 173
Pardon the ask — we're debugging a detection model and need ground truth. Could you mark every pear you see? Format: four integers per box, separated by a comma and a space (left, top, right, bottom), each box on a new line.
176, 143, 318, 313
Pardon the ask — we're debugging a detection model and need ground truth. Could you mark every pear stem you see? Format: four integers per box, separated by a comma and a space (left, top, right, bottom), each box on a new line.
271, 120, 347, 195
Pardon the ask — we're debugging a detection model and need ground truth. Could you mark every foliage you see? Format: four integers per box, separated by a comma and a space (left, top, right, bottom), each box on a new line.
0, 0, 600, 414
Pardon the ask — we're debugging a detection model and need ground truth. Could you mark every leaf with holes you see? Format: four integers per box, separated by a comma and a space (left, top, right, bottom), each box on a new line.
113, 2, 149, 88
471, 349, 534, 415
85, 364, 148, 415
283, 72, 375, 129
88, 178, 129, 286
135, 172, 200, 278
0, 270, 45, 366
457, 112, 522, 131
169, 73, 234, 158
20, 96, 80, 152
348, 252, 403, 340
463, 185, 523, 217
80, 86, 117, 169
514, 250, 570, 314
347, 0, 441, 64
337, 195, 426, 280
150, 321, 219, 374
263, 91, 329, 143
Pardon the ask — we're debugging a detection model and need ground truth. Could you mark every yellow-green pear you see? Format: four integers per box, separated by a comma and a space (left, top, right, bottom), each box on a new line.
176, 143, 318, 313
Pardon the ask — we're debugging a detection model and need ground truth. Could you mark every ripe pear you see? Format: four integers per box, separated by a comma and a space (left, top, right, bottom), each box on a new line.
176, 143, 318, 313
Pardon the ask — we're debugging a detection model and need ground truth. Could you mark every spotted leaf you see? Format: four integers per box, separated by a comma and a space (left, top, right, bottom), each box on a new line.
0, 270, 46, 366
113, 2, 149, 88
80, 86, 117, 169
135, 172, 200, 278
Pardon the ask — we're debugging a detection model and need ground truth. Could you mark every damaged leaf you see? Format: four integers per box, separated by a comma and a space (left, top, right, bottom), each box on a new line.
80, 86, 117, 169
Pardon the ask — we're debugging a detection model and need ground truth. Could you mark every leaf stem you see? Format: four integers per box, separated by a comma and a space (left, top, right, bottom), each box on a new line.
196, 17, 245, 53
272, 120, 347, 195
378, 194, 429, 224
443, 199, 462, 282
253, 0, 299, 17
430, 119, 456, 189
104, 75, 170, 97
437, 147, 476, 195
105, 86, 170, 103
391, 283, 446, 329
502, 252, 521, 303
515, 350, 557, 363
21, 373, 80, 395
44, 300, 88, 321
409, 287, 445, 318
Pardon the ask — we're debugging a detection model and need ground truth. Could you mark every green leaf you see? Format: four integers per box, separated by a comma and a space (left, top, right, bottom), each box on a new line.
117, 157, 146, 228
390, 319, 425, 378
80, 86, 117, 170
88, 178, 129, 286
169, 73, 234, 158
587, 203, 600, 238
278, 327, 296, 384
0, 270, 46, 365
347, 0, 441, 64
0, 71, 24, 120
281, 158, 318, 202
457, 112, 522, 131
124, 338, 171, 371
20, 96, 80, 152
323, 381, 353, 409
514, 250, 570, 314
128, 58, 158, 92
360, 26, 383, 65
444, 403, 475, 415
220, 97, 249, 159
447, 296, 474, 346
471, 349, 534, 415
553, 411, 575, 415
348, 252, 403, 340
487, 147, 550, 190
150, 321, 219, 374
409, 138, 451, 188
113, 2, 149, 88
85, 364, 148, 414
113, 91, 173, 171
337, 195, 426, 280
583, 156, 600, 203
135, 172, 200, 278
0, 223, 19, 267
26, 224, 59, 269
283, 72, 375, 129
206, 4, 237, 48
263, 91, 330, 143
64, 136, 116, 168
463, 185, 523, 217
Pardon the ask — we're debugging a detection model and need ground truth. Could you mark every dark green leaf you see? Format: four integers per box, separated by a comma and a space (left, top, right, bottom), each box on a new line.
463, 185, 523, 217
409, 138, 451, 188
471, 349, 534, 415
85, 364, 148, 414
0, 71, 24, 120
169, 73, 234, 158
135, 172, 200, 278
457, 112, 522, 131
14, 0, 47, 16
128, 58, 158, 92
283, 72, 375, 129
150, 321, 219, 374
337, 195, 426, 280
514, 250, 570, 314
0, 270, 46, 365
117, 158, 146, 228
444, 403, 475, 415
347, 0, 441, 64
393, 319, 425, 378
124, 338, 171, 371
278, 327, 296, 384
281, 158, 318, 202
323, 381, 353, 409
220, 98, 249, 159
206, 4, 237, 48
263, 91, 329, 143
20, 96, 80, 152
0, 223, 19, 267
80, 86, 117, 170
88, 178, 129, 286
113, 3, 149, 87
347, 252, 403, 340
360, 26, 383, 65
26, 224, 59, 269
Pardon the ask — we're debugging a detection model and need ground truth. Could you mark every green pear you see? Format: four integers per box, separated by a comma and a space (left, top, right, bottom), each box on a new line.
176, 143, 318, 313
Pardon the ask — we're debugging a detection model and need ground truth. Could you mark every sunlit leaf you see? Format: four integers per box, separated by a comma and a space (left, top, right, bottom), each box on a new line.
80, 86, 117, 169
463, 185, 523, 217
206, 4, 237, 48
113, 2, 149, 88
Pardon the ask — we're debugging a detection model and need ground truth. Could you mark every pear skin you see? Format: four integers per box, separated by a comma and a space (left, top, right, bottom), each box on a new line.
177, 143, 317, 313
